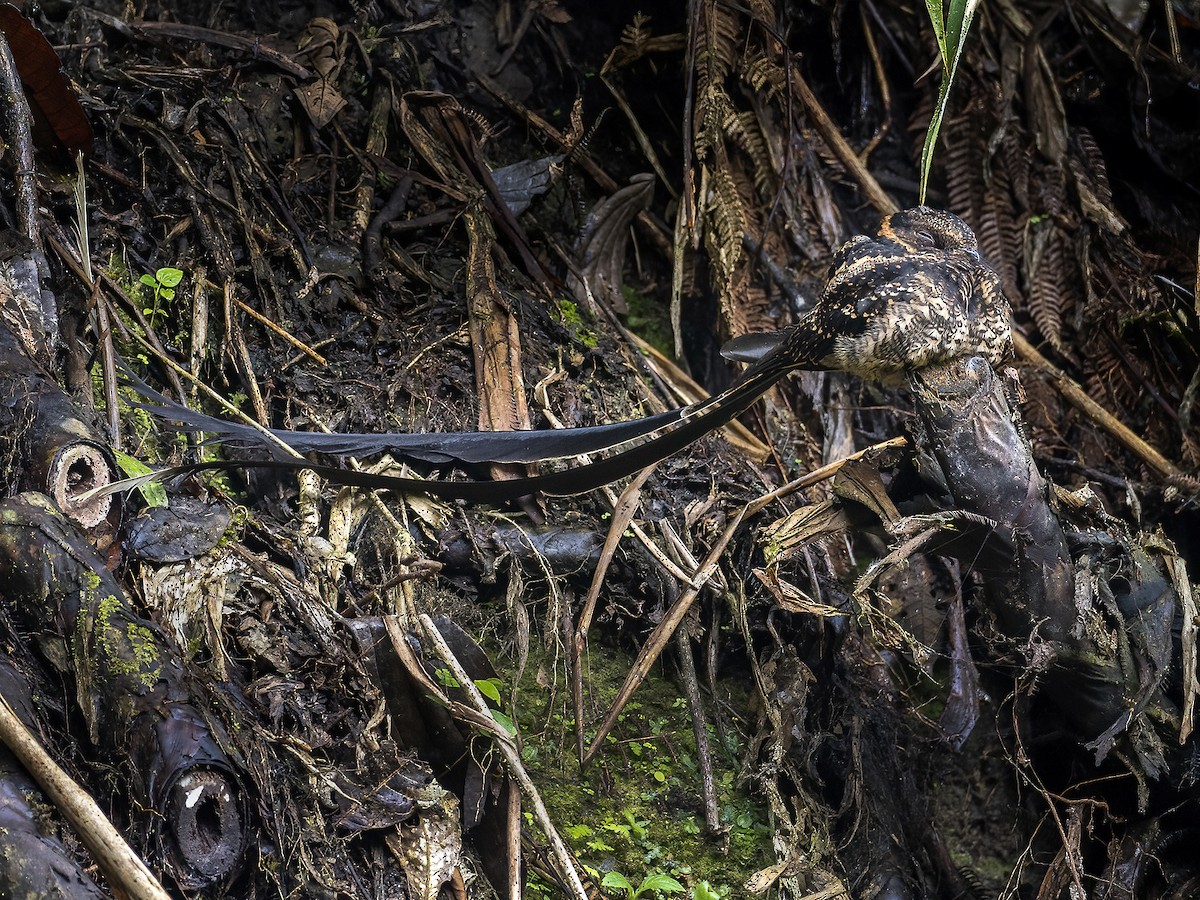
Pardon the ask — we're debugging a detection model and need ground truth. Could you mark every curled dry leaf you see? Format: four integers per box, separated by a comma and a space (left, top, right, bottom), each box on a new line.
292, 16, 346, 127
0, 2, 93, 158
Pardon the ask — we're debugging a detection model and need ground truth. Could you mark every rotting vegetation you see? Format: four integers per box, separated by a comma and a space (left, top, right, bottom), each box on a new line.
0, 1, 1197, 899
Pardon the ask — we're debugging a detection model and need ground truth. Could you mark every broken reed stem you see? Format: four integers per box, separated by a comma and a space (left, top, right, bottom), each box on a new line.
0, 693, 172, 900
628, 331, 771, 458
123, 328, 303, 460
232, 296, 326, 364
1013, 333, 1184, 482
574, 465, 657, 762
789, 67, 897, 216
675, 628, 721, 831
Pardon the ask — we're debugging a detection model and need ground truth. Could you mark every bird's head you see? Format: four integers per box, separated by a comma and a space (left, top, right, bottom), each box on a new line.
878, 206, 979, 256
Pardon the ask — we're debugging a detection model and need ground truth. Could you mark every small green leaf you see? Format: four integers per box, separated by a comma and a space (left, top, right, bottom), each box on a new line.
491, 709, 517, 736
637, 873, 684, 895
160, 287, 175, 302
918, 0, 980, 203
474, 678, 502, 704
601, 871, 633, 893
944, 0, 978, 68
924, 0, 947, 64
111, 449, 168, 507
156, 267, 184, 288
139, 273, 158, 287
433, 667, 459, 688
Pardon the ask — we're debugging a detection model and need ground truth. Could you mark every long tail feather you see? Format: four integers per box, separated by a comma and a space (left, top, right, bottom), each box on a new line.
93, 355, 794, 503
120, 365, 686, 464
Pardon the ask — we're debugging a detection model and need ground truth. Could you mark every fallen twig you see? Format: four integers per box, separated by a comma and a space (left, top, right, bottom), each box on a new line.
582, 436, 908, 766
1013, 333, 1185, 483
384, 615, 590, 900
233, 296, 327, 365
0, 692, 172, 900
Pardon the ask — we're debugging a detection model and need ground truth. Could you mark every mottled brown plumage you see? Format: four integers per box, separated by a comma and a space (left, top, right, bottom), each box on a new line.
722, 206, 1012, 388
100, 208, 1013, 502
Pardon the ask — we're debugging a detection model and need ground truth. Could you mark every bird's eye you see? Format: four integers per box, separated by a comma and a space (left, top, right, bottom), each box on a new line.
915, 229, 937, 247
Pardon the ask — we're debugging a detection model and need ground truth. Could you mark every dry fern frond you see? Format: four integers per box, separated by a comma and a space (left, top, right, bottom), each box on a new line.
1081, 329, 1142, 417
724, 110, 774, 192
1035, 163, 1069, 218
995, 128, 1032, 207
1021, 166, 1080, 351
744, 0, 778, 29
943, 112, 984, 221
720, 266, 773, 341
696, 84, 735, 151
621, 12, 652, 51
456, 104, 498, 145
978, 168, 1022, 302
1067, 131, 1128, 238
602, 12, 685, 73
697, 2, 742, 86
775, 152, 842, 267
1073, 128, 1113, 204
1082, 341, 1124, 405
743, 52, 788, 99
707, 157, 749, 282
693, 3, 742, 160
1025, 220, 1070, 352
803, 126, 848, 181
929, 79, 1025, 300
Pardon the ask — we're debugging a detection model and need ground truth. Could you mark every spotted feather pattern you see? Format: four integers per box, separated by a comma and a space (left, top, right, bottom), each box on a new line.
719, 206, 1012, 389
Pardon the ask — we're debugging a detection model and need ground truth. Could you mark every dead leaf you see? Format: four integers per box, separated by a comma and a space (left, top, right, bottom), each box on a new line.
0, 3, 93, 157
293, 78, 346, 128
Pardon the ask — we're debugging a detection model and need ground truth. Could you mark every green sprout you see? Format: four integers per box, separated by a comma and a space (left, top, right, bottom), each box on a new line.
918, 0, 980, 203
600, 870, 685, 900
139, 266, 184, 325
111, 449, 167, 508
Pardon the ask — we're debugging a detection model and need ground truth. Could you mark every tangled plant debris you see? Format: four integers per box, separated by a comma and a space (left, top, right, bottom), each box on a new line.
0, 1, 1197, 899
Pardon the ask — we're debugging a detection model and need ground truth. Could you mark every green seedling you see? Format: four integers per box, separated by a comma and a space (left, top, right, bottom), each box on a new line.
918, 0, 980, 202
111, 449, 167, 507
140, 267, 184, 325
600, 870, 685, 900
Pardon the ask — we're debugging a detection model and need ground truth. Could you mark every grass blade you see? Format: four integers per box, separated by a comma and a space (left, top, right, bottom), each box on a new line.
918, 0, 980, 203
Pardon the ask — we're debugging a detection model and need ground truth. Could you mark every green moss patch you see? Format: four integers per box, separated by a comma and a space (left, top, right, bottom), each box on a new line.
500, 641, 773, 899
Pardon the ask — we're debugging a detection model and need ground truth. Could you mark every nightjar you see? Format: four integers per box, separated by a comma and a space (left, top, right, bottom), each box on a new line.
721, 206, 1012, 387
101, 207, 1013, 501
